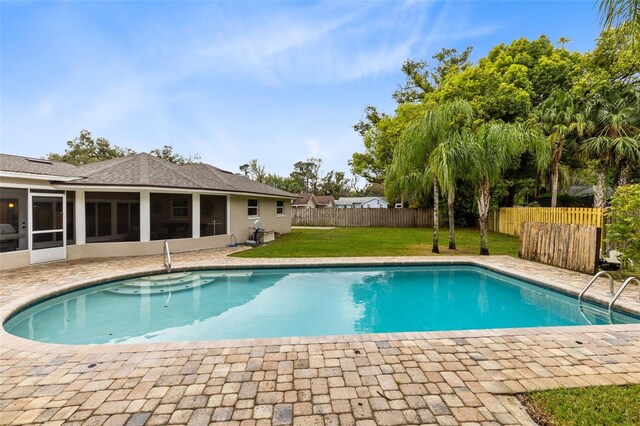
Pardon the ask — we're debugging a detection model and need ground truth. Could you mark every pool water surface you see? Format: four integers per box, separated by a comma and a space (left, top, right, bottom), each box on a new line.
4, 265, 638, 344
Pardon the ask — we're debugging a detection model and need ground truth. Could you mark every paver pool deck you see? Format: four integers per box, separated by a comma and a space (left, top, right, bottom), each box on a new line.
1, 249, 639, 426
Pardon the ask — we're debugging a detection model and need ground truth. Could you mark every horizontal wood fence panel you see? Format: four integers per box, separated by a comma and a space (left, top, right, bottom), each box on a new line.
489, 207, 605, 236
519, 222, 601, 274
292, 208, 435, 228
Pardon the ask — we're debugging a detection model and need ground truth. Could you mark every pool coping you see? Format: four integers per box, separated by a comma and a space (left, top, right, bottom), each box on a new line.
2, 256, 639, 355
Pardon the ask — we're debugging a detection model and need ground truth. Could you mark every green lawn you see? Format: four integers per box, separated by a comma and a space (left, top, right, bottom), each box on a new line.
524, 385, 640, 426
232, 227, 519, 258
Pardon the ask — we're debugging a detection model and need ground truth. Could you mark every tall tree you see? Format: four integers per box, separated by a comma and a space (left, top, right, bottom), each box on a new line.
582, 93, 640, 206
538, 90, 585, 207
239, 159, 266, 183
386, 100, 472, 253
290, 158, 322, 193
47, 129, 134, 165
462, 123, 538, 254
150, 145, 200, 164
319, 170, 351, 198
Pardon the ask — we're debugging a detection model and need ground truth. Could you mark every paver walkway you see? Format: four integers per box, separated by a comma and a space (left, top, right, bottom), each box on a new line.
1, 249, 639, 425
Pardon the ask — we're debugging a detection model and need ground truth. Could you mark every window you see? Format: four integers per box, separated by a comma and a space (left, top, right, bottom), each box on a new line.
172, 198, 189, 219
276, 200, 284, 215
248, 199, 259, 217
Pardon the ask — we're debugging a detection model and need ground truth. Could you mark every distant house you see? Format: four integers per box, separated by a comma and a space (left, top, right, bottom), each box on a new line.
292, 193, 318, 208
292, 193, 336, 209
315, 195, 336, 208
0, 153, 295, 269
336, 197, 389, 209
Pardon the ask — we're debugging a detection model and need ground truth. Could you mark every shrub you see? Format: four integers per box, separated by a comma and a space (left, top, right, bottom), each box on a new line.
606, 184, 640, 268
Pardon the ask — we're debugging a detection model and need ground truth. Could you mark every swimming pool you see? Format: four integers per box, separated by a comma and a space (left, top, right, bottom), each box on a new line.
4, 265, 638, 344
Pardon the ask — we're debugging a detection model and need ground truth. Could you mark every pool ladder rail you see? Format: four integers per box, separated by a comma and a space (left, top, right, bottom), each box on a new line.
579, 271, 640, 314
163, 240, 172, 273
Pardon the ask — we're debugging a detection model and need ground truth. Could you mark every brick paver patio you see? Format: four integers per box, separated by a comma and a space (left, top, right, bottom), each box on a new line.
1, 249, 639, 425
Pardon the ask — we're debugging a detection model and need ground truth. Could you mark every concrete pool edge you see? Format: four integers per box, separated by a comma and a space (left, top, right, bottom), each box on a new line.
2, 255, 639, 354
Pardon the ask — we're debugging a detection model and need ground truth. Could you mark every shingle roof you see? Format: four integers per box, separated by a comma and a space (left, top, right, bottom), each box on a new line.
336, 197, 388, 206
0, 154, 81, 178
1, 153, 296, 198
315, 195, 335, 205
292, 193, 316, 206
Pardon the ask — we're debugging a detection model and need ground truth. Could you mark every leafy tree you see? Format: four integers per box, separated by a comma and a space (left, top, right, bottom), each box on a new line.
352, 48, 472, 186
319, 170, 351, 198
290, 158, 323, 193
239, 159, 266, 183
462, 122, 539, 254
350, 103, 425, 184
392, 47, 472, 104
438, 36, 582, 122
606, 183, 640, 267
263, 174, 303, 194
573, 29, 640, 99
47, 129, 134, 165
386, 100, 472, 253
150, 145, 200, 164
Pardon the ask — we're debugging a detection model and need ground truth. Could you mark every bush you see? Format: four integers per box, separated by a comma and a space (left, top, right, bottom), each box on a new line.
606, 184, 640, 268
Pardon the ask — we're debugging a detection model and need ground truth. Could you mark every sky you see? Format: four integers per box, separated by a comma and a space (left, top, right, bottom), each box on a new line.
1, 0, 602, 182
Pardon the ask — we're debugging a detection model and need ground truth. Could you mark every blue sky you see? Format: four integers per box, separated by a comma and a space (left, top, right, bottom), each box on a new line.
1, 1, 601, 180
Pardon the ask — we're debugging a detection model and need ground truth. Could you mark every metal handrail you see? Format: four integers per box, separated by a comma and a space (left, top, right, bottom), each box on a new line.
163, 240, 171, 273
578, 271, 614, 303
608, 277, 640, 314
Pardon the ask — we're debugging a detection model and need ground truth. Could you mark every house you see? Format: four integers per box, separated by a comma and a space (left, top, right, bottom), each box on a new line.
335, 197, 389, 209
0, 153, 295, 269
291, 193, 318, 209
315, 195, 336, 208
291, 193, 336, 209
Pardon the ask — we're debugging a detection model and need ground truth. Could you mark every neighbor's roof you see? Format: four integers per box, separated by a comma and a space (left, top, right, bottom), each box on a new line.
315, 195, 335, 205
0, 153, 81, 178
1, 153, 295, 198
336, 196, 388, 205
292, 193, 317, 206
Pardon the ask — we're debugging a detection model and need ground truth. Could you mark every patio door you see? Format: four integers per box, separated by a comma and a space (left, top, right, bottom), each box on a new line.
30, 192, 66, 264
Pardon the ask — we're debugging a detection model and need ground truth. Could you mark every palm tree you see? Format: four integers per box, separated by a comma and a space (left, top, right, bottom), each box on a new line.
539, 91, 584, 207
463, 122, 539, 255
598, 0, 640, 39
582, 94, 640, 206
427, 134, 469, 249
385, 100, 473, 253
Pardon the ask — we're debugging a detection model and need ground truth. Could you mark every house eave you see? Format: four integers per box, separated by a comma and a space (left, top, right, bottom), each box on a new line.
0, 171, 82, 182
51, 183, 297, 199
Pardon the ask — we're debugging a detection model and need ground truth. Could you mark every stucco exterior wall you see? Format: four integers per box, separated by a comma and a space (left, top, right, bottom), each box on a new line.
0, 250, 30, 270
229, 195, 292, 243
67, 234, 229, 260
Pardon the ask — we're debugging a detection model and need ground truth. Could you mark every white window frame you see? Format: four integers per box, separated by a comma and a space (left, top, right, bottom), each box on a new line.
248, 199, 259, 217
171, 197, 189, 220
276, 200, 285, 216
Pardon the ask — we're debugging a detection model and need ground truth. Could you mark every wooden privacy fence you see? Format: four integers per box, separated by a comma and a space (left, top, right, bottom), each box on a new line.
292, 208, 435, 228
489, 207, 606, 236
519, 222, 601, 274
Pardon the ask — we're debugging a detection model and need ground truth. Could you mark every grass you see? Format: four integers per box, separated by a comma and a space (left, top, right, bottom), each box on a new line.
232, 227, 520, 258
522, 385, 640, 426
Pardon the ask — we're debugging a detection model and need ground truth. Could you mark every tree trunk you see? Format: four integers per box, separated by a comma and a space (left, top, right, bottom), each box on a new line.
550, 158, 560, 208
618, 161, 630, 187
477, 177, 490, 255
432, 176, 440, 254
448, 187, 456, 250
593, 164, 607, 208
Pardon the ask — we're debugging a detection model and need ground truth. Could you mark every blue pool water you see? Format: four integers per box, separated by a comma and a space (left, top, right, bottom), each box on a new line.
4, 265, 638, 344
